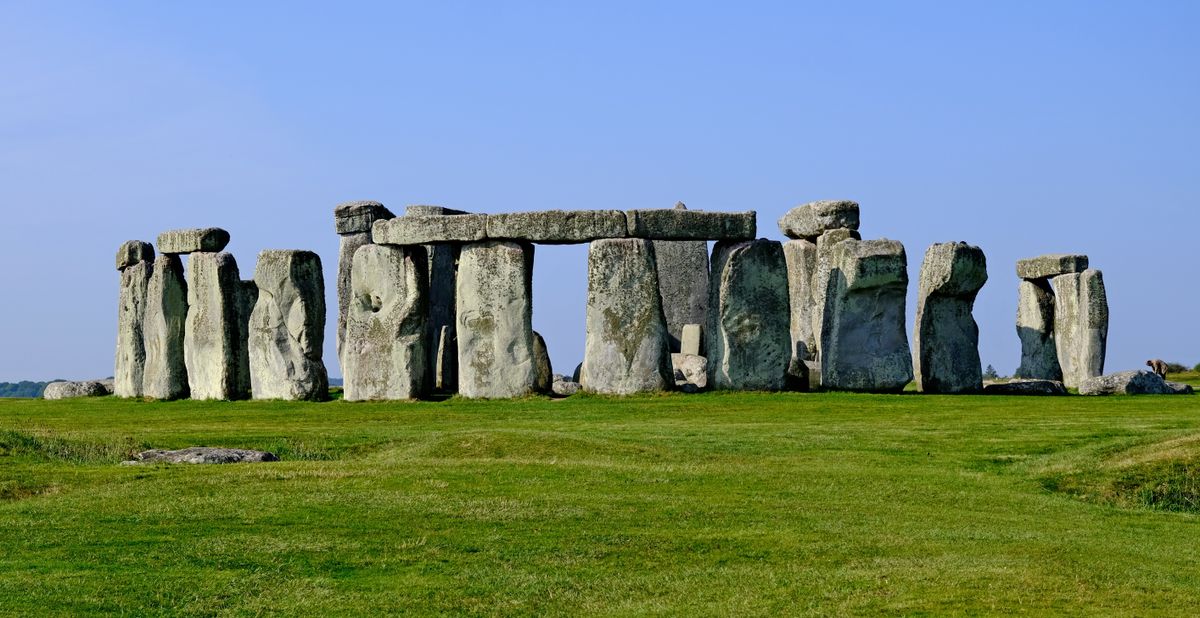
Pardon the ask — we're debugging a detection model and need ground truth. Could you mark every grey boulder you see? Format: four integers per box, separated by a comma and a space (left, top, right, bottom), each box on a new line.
157, 228, 230, 254
43, 380, 111, 400
1079, 370, 1193, 396
777, 200, 860, 240
552, 380, 582, 397
671, 353, 708, 389
706, 239, 790, 391
913, 242, 987, 394
124, 447, 278, 465
248, 250, 329, 401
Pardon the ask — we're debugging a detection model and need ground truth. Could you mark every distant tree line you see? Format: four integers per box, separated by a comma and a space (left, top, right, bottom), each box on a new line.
0, 381, 56, 398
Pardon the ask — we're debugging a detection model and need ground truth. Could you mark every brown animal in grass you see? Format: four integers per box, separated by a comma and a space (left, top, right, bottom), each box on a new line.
1146, 359, 1169, 378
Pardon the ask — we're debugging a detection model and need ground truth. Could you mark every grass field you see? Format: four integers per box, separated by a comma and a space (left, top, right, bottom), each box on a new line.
2, 374, 1200, 615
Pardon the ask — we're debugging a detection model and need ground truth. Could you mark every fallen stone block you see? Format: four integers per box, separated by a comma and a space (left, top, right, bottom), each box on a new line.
913, 242, 988, 394
777, 200, 859, 240
334, 199, 395, 235
1016, 254, 1089, 280
671, 353, 708, 389
124, 447, 278, 465
487, 210, 627, 244
626, 208, 756, 241
157, 228, 230, 254
982, 379, 1068, 396
249, 250, 329, 401
552, 380, 581, 397
706, 239, 790, 390
1080, 370, 1191, 395
43, 380, 111, 400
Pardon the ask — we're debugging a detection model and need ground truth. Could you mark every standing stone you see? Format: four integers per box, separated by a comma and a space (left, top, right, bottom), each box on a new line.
423, 242, 461, 392
235, 280, 257, 398
820, 239, 913, 392
811, 228, 862, 359
185, 252, 247, 400
913, 242, 988, 393
334, 200, 395, 375
142, 254, 189, 400
249, 250, 329, 401
532, 331, 554, 393
434, 325, 458, 392
115, 257, 152, 398
581, 239, 673, 394
783, 239, 818, 364
343, 244, 428, 401
777, 200, 860, 240
706, 239, 790, 391
652, 204, 709, 352
1015, 279, 1062, 380
116, 240, 155, 271
456, 241, 536, 399
680, 323, 703, 356
1051, 269, 1108, 389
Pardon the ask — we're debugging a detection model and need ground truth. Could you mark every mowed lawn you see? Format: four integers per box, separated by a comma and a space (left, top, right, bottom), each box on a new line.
2, 376, 1200, 615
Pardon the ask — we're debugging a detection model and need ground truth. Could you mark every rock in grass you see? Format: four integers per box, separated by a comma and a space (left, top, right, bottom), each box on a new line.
1015, 279, 1062, 381
982, 379, 1068, 396
142, 254, 189, 400
551, 380, 581, 397
581, 239, 673, 395
777, 200, 859, 240
913, 242, 988, 394
820, 239, 913, 392
1016, 254, 1088, 280
249, 250, 329, 401
124, 447, 278, 465
343, 244, 428, 401
706, 239, 790, 391
456, 241, 536, 398
43, 380, 111, 400
1079, 370, 1192, 395
1051, 269, 1108, 389
157, 228, 230, 254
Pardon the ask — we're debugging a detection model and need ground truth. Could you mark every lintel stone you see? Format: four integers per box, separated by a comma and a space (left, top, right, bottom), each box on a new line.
157, 228, 231, 254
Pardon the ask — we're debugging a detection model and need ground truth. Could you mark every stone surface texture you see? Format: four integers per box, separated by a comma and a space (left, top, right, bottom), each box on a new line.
124, 447, 278, 465
343, 244, 428, 401
913, 242, 988, 394
820, 239, 913, 392
185, 252, 248, 400
552, 380, 581, 397
43, 380, 111, 400
116, 240, 155, 271
1016, 254, 1089, 280
336, 231, 372, 372
1051, 269, 1108, 389
532, 331, 554, 392
671, 353, 708, 389
626, 209, 756, 241
334, 200, 394, 235
811, 228, 862, 358
373, 214, 488, 245
706, 239, 790, 391
487, 210, 628, 244
157, 228, 230, 254
982, 379, 1068, 396
434, 325, 457, 392
142, 254, 189, 400
456, 241, 536, 398
1079, 370, 1192, 396
680, 323, 702, 356
581, 239, 673, 394
777, 200, 860, 240
1015, 279, 1062, 380
783, 239, 818, 363
249, 250, 329, 401
652, 205, 710, 352
115, 259, 152, 398
235, 280, 257, 398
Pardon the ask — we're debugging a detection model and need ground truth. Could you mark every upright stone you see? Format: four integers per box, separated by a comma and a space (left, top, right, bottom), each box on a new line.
783, 239, 818, 364
115, 252, 153, 398
1051, 269, 1108, 389
811, 228, 862, 359
434, 325, 458, 392
333, 200, 395, 374
423, 242, 461, 391
913, 242, 988, 393
532, 331, 554, 393
235, 280, 257, 397
343, 244, 428, 401
456, 241, 536, 398
142, 254, 189, 400
184, 252, 246, 400
581, 238, 673, 394
820, 239, 912, 392
680, 323, 702, 356
249, 250, 329, 401
652, 203, 709, 352
1015, 279, 1062, 380
705, 239, 790, 391
777, 200, 860, 240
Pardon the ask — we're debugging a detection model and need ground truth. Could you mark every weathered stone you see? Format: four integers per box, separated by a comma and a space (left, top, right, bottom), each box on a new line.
626, 209, 756, 241
343, 244, 428, 401
572, 362, 582, 383
1015, 279, 1062, 380
913, 242, 988, 394
1052, 269, 1108, 389
142, 254, 189, 400
803, 360, 821, 391
680, 323, 702, 356
405, 205, 469, 217
1168, 381, 1196, 395
123, 447, 278, 465
581, 239, 673, 394
1016, 254, 1089, 280
706, 239, 790, 390
423, 243, 460, 389
115, 259, 152, 398
820, 239, 912, 392
249, 250, 329, 401
434, 325, 458, 392
488, 210, 627, 244
43, 380, 110, 400
982, 379, 1068, 396
456, 241, 536, 398
1079, 370, 1191, 396
373, 214, 488, 245
116, 240, 155, 271
777, 200, 859, 240
552, 380, 581, 397
157, 228, 230, 254
533, 331, 554, 393
234, 280, 257, 398
336, 231, 372, 372
334, 199, 394, 235
783, 239, 818, 363
811, 228, 862, 358
185, 252, 247, 400
671, 353, 708, 389
652, 205, 709, 352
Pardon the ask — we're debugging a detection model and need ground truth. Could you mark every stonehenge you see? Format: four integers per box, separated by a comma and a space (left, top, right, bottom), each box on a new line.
1014, 254, 1108, 389
111, 199, 1134, 402
913, 242, 988, 393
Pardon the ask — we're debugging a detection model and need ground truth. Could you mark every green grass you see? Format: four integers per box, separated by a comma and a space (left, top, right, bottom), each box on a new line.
2, 389, 1199, 615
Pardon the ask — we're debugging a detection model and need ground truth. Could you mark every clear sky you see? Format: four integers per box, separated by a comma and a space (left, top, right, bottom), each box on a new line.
1, 1, 1196, 382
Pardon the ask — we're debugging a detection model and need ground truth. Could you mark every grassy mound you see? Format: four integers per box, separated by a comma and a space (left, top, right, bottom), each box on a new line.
1042, 433, 1200, 513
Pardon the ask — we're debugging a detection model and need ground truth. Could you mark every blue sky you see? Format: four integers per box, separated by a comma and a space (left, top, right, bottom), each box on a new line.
1, 1, 1196, 381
